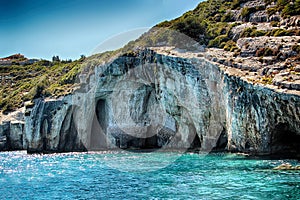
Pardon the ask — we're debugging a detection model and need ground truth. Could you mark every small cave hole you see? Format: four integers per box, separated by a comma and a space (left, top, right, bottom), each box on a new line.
271, 123, 300, 159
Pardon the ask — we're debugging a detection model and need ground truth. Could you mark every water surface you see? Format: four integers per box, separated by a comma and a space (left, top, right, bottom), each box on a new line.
0, 151, 299, 199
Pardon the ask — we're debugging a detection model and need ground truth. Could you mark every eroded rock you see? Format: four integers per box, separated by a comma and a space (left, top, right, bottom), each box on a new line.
1, 48, 300, 158
15, 49, 299, 157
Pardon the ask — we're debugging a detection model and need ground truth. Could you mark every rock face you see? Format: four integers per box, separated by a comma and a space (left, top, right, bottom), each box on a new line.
0, 121, 24, 150
1, 48, 300, 157
24, 98, 86, 153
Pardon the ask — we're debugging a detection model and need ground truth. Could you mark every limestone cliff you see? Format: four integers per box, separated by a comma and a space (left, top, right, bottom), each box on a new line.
1, 0, 300, 157
2, 48, 299, 158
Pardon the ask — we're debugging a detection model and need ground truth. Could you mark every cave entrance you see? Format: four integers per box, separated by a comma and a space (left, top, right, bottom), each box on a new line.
189, 133, 201, 151
90, 99, 108, 150
212, 128, 228, 152
187, 124, 201, 151
271, 123, 300, 159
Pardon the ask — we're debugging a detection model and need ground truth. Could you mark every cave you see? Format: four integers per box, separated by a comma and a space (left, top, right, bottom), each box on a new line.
271, 123, 300, 159
58, 107, 87, 153
92, 95, 162, 150
188, 133, 201, 152
144, 135, 158, 148
211, 128, 228, 152
119, 134, 159, 150
41, 118, 49, 151
184, 123, 201, 151
90, 99, 109, 150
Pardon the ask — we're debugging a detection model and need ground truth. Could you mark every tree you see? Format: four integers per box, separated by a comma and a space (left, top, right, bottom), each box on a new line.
52, 55, 60, 62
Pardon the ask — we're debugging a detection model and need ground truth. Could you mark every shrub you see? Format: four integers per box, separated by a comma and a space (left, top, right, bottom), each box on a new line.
265, 47, 278, 56
206, 22, 229, 39
262, 76, 273, 85
223, 40, 239, 52
270, 21, 279, 27
252, 30, 267, 37
240, 6, 263, 21
208, 35, 230, 48
221, 12, 234, 22
240, 27, 257, 37
264, 0, 274, 5
256, 48, 265, 57
255, 47, 279, 57
292, 45, 300, 54
241, 27, 269, 37
282, 1, 300, 18
231, 0, 242, 9
156, 20, 172, 28
265, 0, 300, 18
267, 7, 278, 16
274, 29, 293, 37
38, 60, 52, 67
241, 7, 251, 18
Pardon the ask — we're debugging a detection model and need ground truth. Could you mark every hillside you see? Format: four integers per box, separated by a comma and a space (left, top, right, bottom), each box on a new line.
0, 0, 300, 114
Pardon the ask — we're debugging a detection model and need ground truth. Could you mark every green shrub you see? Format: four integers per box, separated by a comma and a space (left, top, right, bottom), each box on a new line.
240, 6, 263, 21
241, 7, 251, 18
206, 22, 230, 39
156, 20, 172, 28
208, 35, 230, 48
261, 76, 273, 85
253, 30, 267, 37
221, 12, 234, 22
267, 7, 278, 16
255, 47, 279, 57
266, 0, 299, 18
270, 21, 279, 27
264, 0, 274, 5
273, 29, 293, 36
281, 0, 300, 17
240, 27, 257, 37
231, 0, 242, 9
223, 40, 239, 52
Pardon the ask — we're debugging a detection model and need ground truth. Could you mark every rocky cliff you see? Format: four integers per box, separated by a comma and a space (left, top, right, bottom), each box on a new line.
1, 48, 299, 158
1, 0, 300, 157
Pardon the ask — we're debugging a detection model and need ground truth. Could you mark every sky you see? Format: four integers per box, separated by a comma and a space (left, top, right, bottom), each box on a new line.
0, 0, 201, 60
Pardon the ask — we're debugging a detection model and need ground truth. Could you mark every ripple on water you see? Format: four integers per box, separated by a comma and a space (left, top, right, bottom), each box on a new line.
0, 151, 299, 199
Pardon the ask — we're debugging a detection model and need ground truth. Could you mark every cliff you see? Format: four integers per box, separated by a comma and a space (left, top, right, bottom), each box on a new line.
1, 0, 300, 158
1, 47, 299, 158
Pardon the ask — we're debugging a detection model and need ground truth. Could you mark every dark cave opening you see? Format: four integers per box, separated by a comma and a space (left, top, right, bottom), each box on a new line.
56, 106, 87, 153
188, 133, 201, 150
271, 123, 300, 159
144, 135, 159, 149
92, 96, 207, 151
212, 128, 228, 152
41, 118, 49, 151
186, 124, 201, 151
91, 99, 108, 150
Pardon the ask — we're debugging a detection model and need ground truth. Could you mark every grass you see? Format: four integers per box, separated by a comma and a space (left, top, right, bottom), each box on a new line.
0, 60, 82, 113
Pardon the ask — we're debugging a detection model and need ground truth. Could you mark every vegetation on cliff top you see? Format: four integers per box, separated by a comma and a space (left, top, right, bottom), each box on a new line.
0, 51, 120, 113
123, 0, 299, 51
0, 58, 83, 113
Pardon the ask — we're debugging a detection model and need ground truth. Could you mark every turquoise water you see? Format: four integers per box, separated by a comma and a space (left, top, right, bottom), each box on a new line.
0, 151, 299, 200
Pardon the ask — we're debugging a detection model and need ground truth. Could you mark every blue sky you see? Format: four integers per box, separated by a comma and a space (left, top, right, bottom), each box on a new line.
0, 0, 201, 60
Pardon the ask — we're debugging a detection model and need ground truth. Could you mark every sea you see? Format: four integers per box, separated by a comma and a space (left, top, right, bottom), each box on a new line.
0, 151, 299, 200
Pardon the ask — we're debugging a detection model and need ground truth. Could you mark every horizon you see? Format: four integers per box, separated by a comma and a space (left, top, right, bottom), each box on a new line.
0, 0, 201, 60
